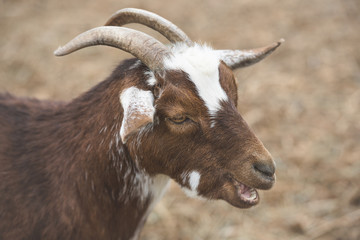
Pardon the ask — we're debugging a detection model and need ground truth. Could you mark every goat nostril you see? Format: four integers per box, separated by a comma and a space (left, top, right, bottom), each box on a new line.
253, 162, 275, 178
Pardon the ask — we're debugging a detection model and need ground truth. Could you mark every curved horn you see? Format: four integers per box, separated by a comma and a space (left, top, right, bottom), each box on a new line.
217, 39, 284, 69
54, 26, 171, 71
105, 8, 193, 46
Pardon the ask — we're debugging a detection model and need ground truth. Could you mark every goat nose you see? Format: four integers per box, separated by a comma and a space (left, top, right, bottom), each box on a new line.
253, 161, 275, 178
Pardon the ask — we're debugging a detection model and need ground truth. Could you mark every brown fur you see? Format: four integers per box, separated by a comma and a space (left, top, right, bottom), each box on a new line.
0, 58, 275, 239
0, 59, 152, 239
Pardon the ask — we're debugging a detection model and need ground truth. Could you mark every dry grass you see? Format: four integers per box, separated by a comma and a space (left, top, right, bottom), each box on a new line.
1, 0, 359, 239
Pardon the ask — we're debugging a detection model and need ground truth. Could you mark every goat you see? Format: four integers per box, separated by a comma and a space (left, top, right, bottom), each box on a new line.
0, 8, 282, 240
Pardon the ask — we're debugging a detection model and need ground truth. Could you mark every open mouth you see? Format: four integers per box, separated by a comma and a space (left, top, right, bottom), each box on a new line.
215, 168, 275, 208
233, 178, 259, 205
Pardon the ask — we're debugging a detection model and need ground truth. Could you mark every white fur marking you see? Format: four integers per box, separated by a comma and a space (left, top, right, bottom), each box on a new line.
164, 43, 228, 116
129, 60, 141, 70
99, 126, 107, 134
91, 180, 95, 192
130, 174, 170, 240
145, 71, 157, 86
180, 172, 188, 184
188, 171, 201, 192
182, 171, 204, 199
86, 144, 91, 152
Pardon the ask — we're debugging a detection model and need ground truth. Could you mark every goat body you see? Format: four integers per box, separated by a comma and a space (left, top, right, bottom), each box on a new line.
0, 8, 282, 240
0, 60, 166, 239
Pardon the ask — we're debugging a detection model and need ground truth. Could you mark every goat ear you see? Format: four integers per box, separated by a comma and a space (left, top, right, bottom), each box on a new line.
216, 39, 284, 70
120, 86, 155, 143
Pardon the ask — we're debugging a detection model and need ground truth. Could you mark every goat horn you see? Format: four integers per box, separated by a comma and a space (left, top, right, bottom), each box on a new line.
105, 8, 193, 46
54, 26, 171, 72
216, 39, 284, 69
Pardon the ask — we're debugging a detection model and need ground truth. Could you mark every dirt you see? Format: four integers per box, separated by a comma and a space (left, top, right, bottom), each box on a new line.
1, 0, 359, 239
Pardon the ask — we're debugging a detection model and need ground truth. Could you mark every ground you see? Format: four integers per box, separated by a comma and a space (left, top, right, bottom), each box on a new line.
1, 0, 359, 239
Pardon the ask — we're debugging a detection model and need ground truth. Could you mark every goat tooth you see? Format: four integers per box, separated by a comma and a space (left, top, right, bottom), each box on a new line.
249, 190, 257, 200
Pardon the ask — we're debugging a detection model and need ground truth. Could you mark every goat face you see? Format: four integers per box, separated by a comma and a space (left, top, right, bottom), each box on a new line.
123, 44, 276, 208
55, 9, 282, 208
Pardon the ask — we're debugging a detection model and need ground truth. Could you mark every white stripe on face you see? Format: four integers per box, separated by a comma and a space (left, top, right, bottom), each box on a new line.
164, 43, 228, 117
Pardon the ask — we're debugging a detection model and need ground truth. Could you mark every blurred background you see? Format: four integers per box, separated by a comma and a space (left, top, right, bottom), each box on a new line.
1, 0, 359, 239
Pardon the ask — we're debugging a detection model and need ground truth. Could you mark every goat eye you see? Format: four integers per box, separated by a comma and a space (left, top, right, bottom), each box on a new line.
169, 115, 188, 124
